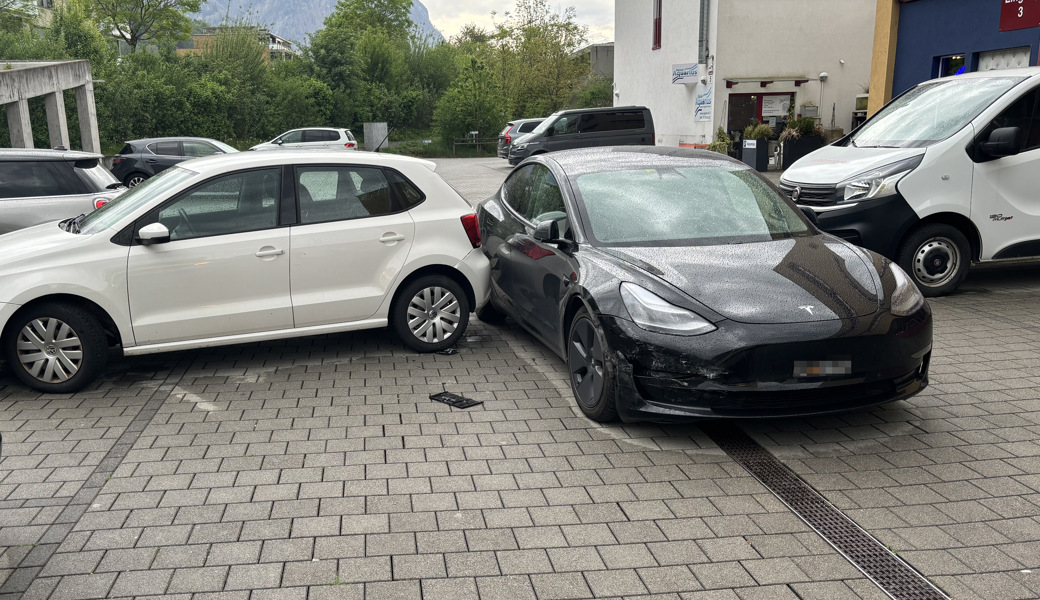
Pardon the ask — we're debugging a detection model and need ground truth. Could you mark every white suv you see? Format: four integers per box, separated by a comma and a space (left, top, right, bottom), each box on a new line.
250, 128, 358, 151
0, 151, 489, 393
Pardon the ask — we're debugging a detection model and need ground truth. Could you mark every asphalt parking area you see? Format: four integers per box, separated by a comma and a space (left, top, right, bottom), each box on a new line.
1, 157, 1039, 599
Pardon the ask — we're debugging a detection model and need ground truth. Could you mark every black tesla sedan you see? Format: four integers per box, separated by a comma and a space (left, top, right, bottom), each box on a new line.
476, 147, 932, 422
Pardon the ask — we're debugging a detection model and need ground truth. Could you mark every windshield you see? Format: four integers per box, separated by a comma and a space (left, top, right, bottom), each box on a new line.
849, 77, 1023, 148
78, 166, 196, 235
529, 112, 562, 136
574, 163, 811, 246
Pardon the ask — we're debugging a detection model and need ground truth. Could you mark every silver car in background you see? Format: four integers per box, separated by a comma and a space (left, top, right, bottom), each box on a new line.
249, 128, 359, 151
0, 149, 125, 236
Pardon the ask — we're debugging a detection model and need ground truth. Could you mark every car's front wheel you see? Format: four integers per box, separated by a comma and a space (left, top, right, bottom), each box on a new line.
567, 308, 618, 422
897, 224, 971, 297
392, 276, 470, 353
2, 303, 108, 393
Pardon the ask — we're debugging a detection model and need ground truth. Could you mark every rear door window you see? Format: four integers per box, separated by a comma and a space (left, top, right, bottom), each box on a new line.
579, 113, 606, 133
296, 166, 395, 223
303, 130, 339, 143
149, 141, 182, 156
0, 161, 71, 198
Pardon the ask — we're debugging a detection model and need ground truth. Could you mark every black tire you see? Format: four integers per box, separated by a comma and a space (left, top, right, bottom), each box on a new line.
2, 302, 108, 394
392, 275, 470, 353
566, 308, 618, 422
896, 224, 971, 297
476, 297, 507, 324
124, 172, 148, 188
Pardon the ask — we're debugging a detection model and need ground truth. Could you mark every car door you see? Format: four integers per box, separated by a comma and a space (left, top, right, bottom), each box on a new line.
547, 115, 583, 152
488, 163, 576, 349
289, 164, 415, 327
126, 167, 292, 345
970, 86, 1040, 260
277, 130, 305, 150
146, 141, 186, 176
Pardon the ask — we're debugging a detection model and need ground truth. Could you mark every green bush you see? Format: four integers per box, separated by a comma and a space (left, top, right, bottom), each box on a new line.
706, 126, 733, 154
743, 122, 774, 140
779, 116, 824, 142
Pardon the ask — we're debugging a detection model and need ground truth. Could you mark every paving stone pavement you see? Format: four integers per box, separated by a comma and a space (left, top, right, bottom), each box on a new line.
0, 157, 1038, 599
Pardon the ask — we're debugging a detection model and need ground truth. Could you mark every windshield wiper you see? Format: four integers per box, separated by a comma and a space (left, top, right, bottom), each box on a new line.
68, 213, 86, 234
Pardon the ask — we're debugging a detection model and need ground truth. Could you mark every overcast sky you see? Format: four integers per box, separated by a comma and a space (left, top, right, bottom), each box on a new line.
422, 0, 614, 44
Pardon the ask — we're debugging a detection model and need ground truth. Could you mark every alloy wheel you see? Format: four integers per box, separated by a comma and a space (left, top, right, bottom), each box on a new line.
406, 286, 462, 343
568, 318, 605, 409
126, 175, 146, 187
16, 317, 83, 383
912, 237, 961, 288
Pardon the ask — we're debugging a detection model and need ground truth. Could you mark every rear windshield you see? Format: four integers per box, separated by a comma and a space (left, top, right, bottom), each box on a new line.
573, 162, 811, 246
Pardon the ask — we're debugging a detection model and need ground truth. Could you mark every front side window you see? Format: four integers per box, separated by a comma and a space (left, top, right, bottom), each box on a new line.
278, 131, 303, 144
523, 165, 566, 225
296, 166, 394, 224
574, 162, 810, 246
183, 141, 220, 157
155, 169, 280, 241
978, 87, 1040, 154
0, 161, 68, 199
552, 116, 579, 136
848, 77, 1023, 148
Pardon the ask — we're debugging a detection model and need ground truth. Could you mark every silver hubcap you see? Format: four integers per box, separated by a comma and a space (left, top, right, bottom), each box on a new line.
16, 317, 83, 383
407, 286, 461, 343
913, 237, 960, 287
127, 176, 145, 187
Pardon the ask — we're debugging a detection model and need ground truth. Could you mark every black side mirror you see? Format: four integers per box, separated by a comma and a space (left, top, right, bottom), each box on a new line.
800, 206, 819, 226
533, 219, 559, 242
981, 127, 1021, 158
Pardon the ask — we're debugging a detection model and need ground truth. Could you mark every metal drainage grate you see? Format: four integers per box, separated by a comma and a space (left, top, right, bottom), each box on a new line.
701, 421, 948, 600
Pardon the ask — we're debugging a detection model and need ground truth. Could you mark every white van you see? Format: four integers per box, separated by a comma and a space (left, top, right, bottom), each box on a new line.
780, 67, 1040, 296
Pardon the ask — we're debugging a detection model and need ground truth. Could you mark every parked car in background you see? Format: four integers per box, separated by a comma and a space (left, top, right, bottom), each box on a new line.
111, 137, 238, 188
250, 128, 359, 152
0, 151, 489, 393
498, 118, 544, 159
0, 149, 124, 236
508, 106, 655, 165
478, 147, 931, 422
781, 67, 1040, 296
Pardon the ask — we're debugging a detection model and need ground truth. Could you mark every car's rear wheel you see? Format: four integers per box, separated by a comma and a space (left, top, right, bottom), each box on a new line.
897, 224, 971, 297
392, 276, 470, 352
567, 308, 618, 422
2, 303, 108, 393
124, 172, 148, 188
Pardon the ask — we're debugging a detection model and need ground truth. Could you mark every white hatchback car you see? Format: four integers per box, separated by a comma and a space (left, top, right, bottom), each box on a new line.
250, 128, 358, 151
0, 151, 489, 393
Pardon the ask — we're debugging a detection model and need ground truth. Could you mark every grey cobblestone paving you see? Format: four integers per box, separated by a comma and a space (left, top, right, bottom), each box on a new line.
0, 158, 1037, 599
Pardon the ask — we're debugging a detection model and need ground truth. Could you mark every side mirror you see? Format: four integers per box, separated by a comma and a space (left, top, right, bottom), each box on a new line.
533, 219, 559, 242
981, 126, 1021, 158
274, 139, 284, 145
800, 206, 819, 226
137, 222, 170, 245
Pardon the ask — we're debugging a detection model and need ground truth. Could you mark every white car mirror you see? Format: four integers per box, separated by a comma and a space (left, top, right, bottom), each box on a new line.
138, 222, 170, 245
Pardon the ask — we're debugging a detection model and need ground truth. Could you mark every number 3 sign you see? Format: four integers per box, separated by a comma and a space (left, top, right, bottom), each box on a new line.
1000, 0, 1040, 31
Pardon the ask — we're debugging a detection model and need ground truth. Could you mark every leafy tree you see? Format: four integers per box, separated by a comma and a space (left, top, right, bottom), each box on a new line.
433, 57, 505, 144
322, 0, 413, 38
191, 22, 269, 139
48, 0, 116, 77
92, 0, 201, 52
568, 75, 613, 109
0, 0, 34, 28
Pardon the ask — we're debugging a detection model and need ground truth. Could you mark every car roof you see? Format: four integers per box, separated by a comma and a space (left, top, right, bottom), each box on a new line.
509, 118, 544, 125
126, 137, 227, 145
540, 146, 745, 174
930, 67, 1040, 83
177, 150, 436, 174
553, 105, 648, 116
0, 148, 104, 161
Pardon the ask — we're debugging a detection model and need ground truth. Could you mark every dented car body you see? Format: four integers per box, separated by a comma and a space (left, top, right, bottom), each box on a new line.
477, 147, 932, 422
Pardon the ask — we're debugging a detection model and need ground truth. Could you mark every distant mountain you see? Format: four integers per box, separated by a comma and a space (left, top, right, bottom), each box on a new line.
194, 0, 444, 47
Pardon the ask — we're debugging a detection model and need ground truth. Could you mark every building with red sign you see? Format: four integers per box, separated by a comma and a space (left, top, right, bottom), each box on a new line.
869, 0, 1039, 114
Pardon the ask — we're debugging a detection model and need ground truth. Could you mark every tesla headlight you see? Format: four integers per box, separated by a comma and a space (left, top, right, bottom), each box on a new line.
620, 283, 716, 336
839, 155, 923, 203
888, 263, 925, 316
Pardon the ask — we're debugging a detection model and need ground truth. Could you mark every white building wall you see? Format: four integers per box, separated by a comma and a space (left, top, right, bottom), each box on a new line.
615, 0, 874, 147
614, 0, 719, 147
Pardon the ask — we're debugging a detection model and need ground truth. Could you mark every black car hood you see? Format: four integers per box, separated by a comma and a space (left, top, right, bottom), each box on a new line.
600, 235, 881, 324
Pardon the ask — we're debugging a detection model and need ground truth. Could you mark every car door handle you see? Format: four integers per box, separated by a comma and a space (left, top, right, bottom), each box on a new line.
255, 248, 285, 258
379, 233, 406, 244
146, 159, 158, 164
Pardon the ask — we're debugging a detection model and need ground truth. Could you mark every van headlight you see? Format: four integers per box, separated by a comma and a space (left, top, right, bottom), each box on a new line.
513, 143, 529, 151
839, 155, 923, 203
889, 263, 925, 316
620, 283, 716, 335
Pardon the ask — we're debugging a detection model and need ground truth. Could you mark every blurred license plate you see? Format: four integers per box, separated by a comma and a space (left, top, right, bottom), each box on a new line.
794, 360, 852, 377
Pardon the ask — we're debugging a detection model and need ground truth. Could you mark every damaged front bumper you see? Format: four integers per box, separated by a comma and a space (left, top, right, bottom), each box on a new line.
597, 308, 931, 422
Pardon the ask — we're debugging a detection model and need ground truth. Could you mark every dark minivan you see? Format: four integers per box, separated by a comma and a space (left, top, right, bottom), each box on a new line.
507, 106, 654, 165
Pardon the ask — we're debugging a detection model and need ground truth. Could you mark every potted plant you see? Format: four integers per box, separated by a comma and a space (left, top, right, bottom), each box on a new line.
741, 121, 773, 172
780, 116, 825, 168
706, 127, 733, 155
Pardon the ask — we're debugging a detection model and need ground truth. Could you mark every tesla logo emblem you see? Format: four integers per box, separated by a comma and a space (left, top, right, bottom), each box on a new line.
792, 186, 801, 202
799, 305, 815, 315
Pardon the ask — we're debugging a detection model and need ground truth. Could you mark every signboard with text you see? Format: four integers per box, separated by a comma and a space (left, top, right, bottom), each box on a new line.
672, 63, 702, 84
1000, 0, 1040, 31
